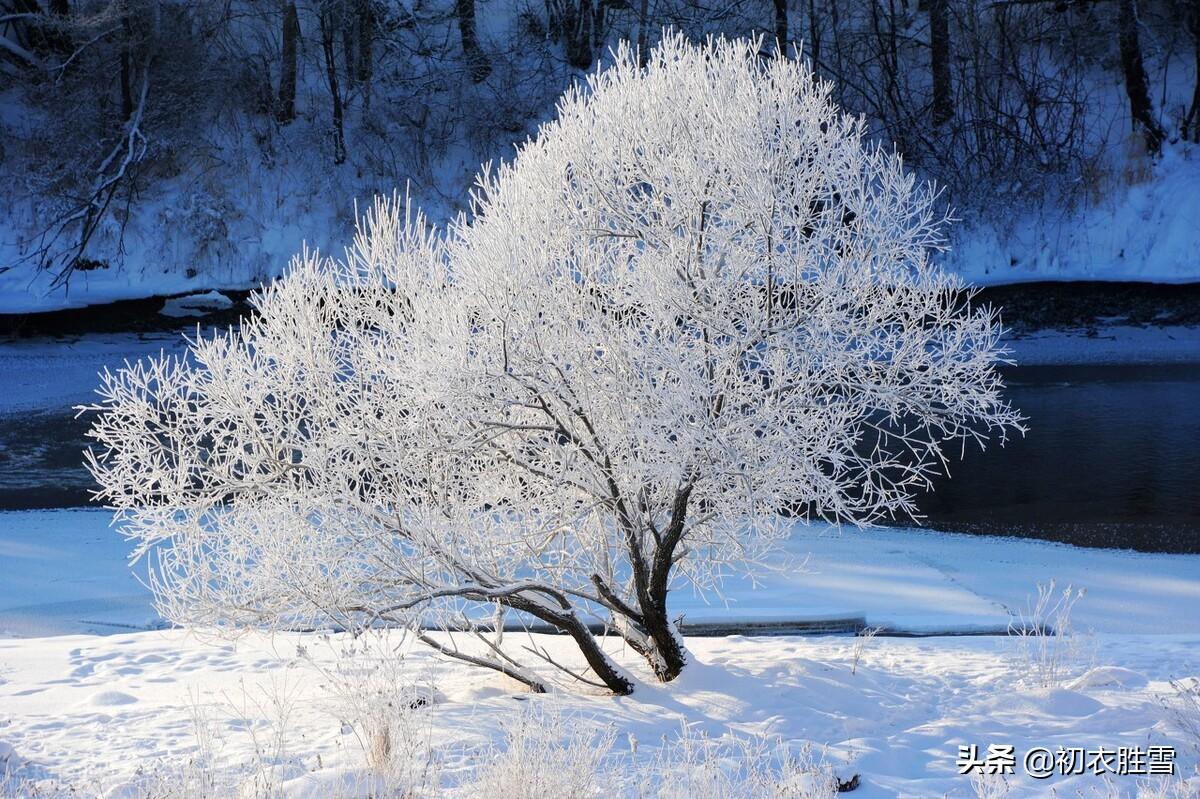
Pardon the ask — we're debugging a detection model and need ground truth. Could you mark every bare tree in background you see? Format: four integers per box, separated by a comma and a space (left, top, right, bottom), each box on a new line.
455, 0, 490, 82
636, 0, 650, 65
1118, 0, 1166, 153
930, 0, 952, 127
118, 7, 132, 119
277, 1, 299, 123
355, 0, 373, 107
805, 0, 822, 77
1182, 0, 1200, 142
547, 0, 608, 70
0, 0, 1189, 292
319, 2, 347, 164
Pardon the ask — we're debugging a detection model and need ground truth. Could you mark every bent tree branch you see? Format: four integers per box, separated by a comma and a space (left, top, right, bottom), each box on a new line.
24, 60, 151, 288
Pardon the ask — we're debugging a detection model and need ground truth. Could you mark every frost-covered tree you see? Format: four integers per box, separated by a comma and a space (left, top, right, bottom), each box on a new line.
437, 33, 1023, 683
84, 34, 1022, 696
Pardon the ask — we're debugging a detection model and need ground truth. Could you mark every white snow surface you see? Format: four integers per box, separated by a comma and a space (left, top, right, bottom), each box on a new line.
0, 624, 1195, 796
0, 511, 156, 638
2, 510, 1198, 641
1, 447, 1197, 797
940, 144, 1200, 286
157, 290, 234, 318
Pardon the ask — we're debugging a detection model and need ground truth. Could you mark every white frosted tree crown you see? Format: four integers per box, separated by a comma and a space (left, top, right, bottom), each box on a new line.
84, 33, 1022, 694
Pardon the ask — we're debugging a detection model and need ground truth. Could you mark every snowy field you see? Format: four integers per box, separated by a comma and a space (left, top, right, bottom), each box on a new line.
3, 511, 1200, 639
2, 626, 1198, 798
2, 512, 1199, 797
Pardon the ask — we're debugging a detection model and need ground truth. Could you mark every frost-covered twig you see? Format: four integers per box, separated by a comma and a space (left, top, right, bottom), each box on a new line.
1009, 579, 1087, 689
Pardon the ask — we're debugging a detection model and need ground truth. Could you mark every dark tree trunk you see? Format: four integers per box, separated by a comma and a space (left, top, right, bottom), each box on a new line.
341, 7, 355, 88
455, 0, 492, 82
509, 593, 635, 695
118, 12, 134, 120
869, 0, 905, 147
419, 597, 634, 695
551, 0, 596, 70
556, 613, 635, 695
277, 1, 299, 124
807, 0, 822, 76
319, 8, 347, 164
640, 484, 693, 681
571, 0, 593, 69
774, 0, 788, 49
1183, 0, 1200, 142
609, 483, 692, 682
930, 0, 952, 127
119, 52, 133, 120
416, 632, 549, 694
355, 0, 373, 86
1118, 0, 1165, 153
636, 0, 649, 66
639, 592, 688, 681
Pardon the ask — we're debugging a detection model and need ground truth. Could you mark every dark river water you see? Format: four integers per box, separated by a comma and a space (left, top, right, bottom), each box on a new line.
915, 363, 1200, 553
1, 362, 1197, 552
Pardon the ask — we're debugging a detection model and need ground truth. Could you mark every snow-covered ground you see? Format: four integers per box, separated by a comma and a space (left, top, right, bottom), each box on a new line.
3, 510, 1200, 640
1, 597, 1197, 796
941, 145, 1200, 287
1, 511, 1198, 796
1, 139, 1197, 314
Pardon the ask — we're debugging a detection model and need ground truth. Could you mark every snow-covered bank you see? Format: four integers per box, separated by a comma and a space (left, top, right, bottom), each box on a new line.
0, 627, 1195, 797
3, 143, 1198, 314
943, 146, 1200, 287
3, 510, 1198, 639
1005, 325, 1200, 366
2, 507, 1197, 796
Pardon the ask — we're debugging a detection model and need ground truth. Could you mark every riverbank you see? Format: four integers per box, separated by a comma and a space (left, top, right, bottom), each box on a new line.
3, 281, 1200, 339
2, 513, 1198, 794
3, 510, 1197, 639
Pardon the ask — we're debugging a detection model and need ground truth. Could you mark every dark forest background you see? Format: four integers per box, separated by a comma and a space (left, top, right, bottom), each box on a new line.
2, 0, 1197, 293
